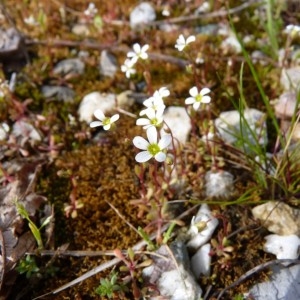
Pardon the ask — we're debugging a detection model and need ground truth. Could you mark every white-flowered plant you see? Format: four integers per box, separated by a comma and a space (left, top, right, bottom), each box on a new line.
136, 109, 164, 129
133, 126, 171, 163
185, 86, 211, 110
84, 3, 98, 17
90, 109, 119, 130
121, 58, 137, 78
175, 34, 196, 52
140, 87, 169, 116
24, 15, 39, 26
284, 24, 300, 39
127, 43, 149, 64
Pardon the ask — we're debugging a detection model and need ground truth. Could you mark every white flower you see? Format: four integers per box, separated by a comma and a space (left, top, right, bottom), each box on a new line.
90, 109, 119, 130
24, 15, 39, 26
121, 58, 136, 78
136, 109, 164, 129
127, 43, 149, 63
140, 87, 169, 116
185, 86, 211, 110
284, 24, 300, 38
133, 127, 171, 163
162, 8, 170, 17
175, 34, 196, 52
84, 3, 98, 16
153, 87, 170, 99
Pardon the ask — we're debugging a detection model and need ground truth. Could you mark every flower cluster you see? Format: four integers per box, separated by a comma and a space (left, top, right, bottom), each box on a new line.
136, 87, 169, 129
121, 43, 149, 78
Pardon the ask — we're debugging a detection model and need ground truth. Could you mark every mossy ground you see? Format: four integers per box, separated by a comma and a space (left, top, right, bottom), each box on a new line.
1, 0, 300, 299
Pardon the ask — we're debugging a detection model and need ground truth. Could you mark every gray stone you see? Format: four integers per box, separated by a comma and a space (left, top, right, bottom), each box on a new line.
142, 241, 202, 300
41, 85, 75, 102
274, 92, 299, 119
252, 201, 300, 236
214, 108, 268, 151
281, 67, 300, 91
0, 27, 23, 58
53, 58, 85, 76
12, 120, 41, 142
249, 263, 300, 300
99, 50, 118, 78
130, 2, 156, 29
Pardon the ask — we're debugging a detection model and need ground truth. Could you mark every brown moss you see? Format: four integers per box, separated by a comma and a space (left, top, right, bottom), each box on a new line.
34, 115, 145, 299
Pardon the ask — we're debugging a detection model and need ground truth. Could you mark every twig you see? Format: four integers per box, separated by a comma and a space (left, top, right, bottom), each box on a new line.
145, 0, 263, 27
105, 200, 141, 237
215, 259, 300, 299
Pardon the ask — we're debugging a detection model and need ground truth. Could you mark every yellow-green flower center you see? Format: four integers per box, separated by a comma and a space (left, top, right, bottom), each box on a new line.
195, 94, 203, 103
103, 117, 111, 126
147, 143, 160, 156
150, 118, 159, 126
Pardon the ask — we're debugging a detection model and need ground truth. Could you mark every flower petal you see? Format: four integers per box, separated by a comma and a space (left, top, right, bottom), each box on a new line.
136, 118, 150, 126
142, 44, 149, 52
94, 109, 105, 121
186, 35, 196, 44
185, 97, 196, 105
90, 121, 103, 128
177, 34, 184, 44
154, 152, 166, 162
146, 126, 157, 144
200, 87, 211, 96
201, 95, 211, 103
135, 151, 152, 163
193, 102, 201, 110
103, 124, 111, 130
110, 114, 120, 123
158, 134, 172, 149
189, 86, 199, 97
133, 136, 149, 150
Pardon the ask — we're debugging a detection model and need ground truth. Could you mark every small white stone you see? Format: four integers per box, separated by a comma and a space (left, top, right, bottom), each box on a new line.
158, 265, 202, 300
215, 108, 268, 150
162, 106, 191, 145
53, 58, 85, 76
99, 50, 118, 78
191, 243, 211, 278
130, 2, 156, 29
78, 92, 116, 123
264, 234, 300, 259
205, 170, 234, 198
187, 204, 218, 250
221, 35, 241, 54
